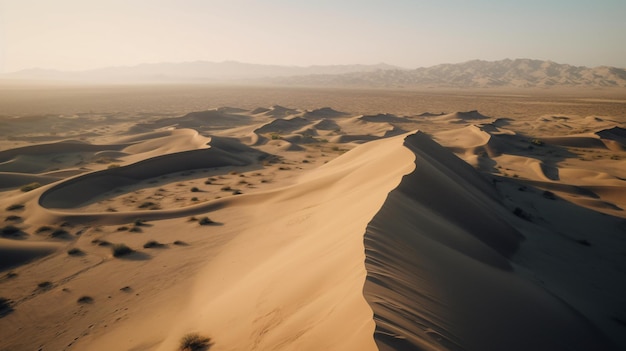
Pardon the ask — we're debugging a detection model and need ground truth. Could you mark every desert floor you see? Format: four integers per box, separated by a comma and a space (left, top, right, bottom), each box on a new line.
0, 85, 625, 351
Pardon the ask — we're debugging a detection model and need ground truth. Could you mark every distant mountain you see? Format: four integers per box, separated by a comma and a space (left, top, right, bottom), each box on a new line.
275, 59, 626, 88
2, 61, 402, 83
3, 59, 625, 88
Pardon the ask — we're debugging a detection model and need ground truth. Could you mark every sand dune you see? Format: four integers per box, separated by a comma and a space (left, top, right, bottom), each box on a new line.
1, 98, 625, 351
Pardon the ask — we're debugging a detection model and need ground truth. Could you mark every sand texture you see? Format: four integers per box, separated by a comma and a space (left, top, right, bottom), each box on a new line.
0, 87, 625, 351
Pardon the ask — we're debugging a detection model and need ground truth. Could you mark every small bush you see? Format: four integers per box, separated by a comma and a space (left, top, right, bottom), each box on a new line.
112, 244, 134, 257
513, 207, 532, 221
143, 240, 165, 249
190, 187, 200, 192
204, 180, 212, 185
191, 197, 198, 201
6, 204, 24, 211
36, 226, 53, 233
67, 248, 84, 256
1, 225, 21, 236
91, 239, 112, 246
20, 182, 41, 192
138, 201, 156, 209
77, 296, 94, 304
134, 219, 147, 226
542, 190, 556, 200
173, 240, 188, 246
5, 215, 21, 222
220, 186, 231, 191
198, 217, 214, 225
0, 297, 13, 317
117, 226, 129, 231
179, 333, 211, 351
50, 229, 69, 238
232, 190, 242, 195
37, 281, 52, 289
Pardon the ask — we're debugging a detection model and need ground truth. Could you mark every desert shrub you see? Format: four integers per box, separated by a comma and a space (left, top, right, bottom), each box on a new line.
77, 296, 94, 304
179, 333, 211, 351
138, 201, 156, 209
513, 207, 532, 221
220, 186, 231, 191
67, 248, 84, 256
6, 204, 24, 211
134, 219, 147, 226
173, 240, 188, 246
5, 215, 21, 222
232, 190, 242, 195
191, 197, 198, 201
20, 182, 41, 192
37, 281, 52, 289
91, 238, 111, 246
199, 217, 214, 225
111, 243, 134, 257
191, 187, 200, 192
117, 226, 129, 231
542, 190, 556, 200
49, 229, 69, 238
36, 226, 53, 233
143, 240, 165, 249
0, 297, 13, 317
1, 225, 21, 236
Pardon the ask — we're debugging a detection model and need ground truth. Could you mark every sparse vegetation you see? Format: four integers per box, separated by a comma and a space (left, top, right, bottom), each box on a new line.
112, 243, 134, 257
220, 186, 231, 191
191, 187, 200, 192
20, 182, 41, 192
513, 207, 532, 221
179, 333, 211, 351
191, 197, 198, 201
1, 225, 21, 236
0, 297, 13, 317
134, 219, 147, 226
5, 215, 21, 222
67, 248, 84, 256
6, 204, 24, 211
173, 240, 188, 246
36, 225, 53, 233
117, 226, 129, 231
91, 238, 112, 246
143, 240, 165, 248
77, 296, 94, 304
199, 216, 214, 225
49, 229, 69, 238
138, 201, 156, 209
37, 281, 52, 289
542, 190, 557, 200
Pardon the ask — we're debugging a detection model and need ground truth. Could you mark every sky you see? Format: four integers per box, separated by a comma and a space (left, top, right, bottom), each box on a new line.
1, 0, 625, 73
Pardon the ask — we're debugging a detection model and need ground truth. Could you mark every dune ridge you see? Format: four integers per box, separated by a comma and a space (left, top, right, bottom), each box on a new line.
0, 100, 624, 351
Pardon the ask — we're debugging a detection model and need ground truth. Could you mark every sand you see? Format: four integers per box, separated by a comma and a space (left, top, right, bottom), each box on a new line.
0, 86, 625, 351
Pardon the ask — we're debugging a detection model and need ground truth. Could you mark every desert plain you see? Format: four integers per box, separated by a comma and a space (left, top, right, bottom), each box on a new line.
0, 85, 625, 351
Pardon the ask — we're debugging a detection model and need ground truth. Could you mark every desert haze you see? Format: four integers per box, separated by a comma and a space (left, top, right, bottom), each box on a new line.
0, 83, 625, 351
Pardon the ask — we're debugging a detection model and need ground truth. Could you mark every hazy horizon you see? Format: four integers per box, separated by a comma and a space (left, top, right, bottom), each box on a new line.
1, 0, 625, 74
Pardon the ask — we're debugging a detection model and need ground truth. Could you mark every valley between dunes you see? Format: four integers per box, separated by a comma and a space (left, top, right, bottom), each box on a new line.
0, 87, 625, 351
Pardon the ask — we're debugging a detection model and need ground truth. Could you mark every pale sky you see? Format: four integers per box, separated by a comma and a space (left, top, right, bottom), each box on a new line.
1, 0, 625, 73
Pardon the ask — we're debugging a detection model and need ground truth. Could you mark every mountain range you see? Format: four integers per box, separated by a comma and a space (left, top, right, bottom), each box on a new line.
3, 59, 626, 88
